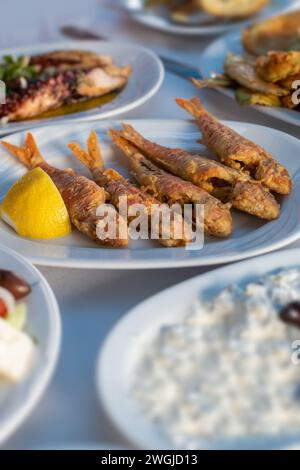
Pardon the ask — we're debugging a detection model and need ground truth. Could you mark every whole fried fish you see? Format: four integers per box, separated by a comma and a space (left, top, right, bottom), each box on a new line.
176, 96, 291, 195
223, 53, 289, 97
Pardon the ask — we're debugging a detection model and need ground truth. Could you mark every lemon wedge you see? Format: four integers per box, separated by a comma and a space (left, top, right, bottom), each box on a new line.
1, 167, 72, 239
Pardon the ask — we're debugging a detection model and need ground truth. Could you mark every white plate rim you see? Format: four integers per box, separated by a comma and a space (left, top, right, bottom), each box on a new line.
0, 244, 61, 445
96, 247, 300, 450
126, 0, 299, 36
0, 119, 300, 270
0, 41, 165, 136
200, 30, 300, 127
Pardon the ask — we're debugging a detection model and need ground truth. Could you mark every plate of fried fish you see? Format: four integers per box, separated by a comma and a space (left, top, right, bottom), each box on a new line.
199, 9, 300, 126
0, 98, 299, 269
0, 41, 164, 136
117, 0, 298, 36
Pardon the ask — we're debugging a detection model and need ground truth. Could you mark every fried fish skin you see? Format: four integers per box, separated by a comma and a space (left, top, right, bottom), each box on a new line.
278, 74, 300, 90
278, 74, 300, 108
176, 96, 291, 196
69, 130, 191, 247
235, 87, 281, 107
256, 52, 300, 83
243, 10, 300, 56
1, 134, 128, 248
109, 130, 233, 238
192, 75, 235, 90
224, 54, 289, 96
281, 94, 299, 109
120, 123, 280, 221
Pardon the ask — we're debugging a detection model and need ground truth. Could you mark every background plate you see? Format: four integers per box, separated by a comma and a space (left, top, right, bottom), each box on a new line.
0, 41, 164, 136
0, 119, 299, 269
118, 0, 299, 36
97, 247, 300, 450
200, 31, 300, 127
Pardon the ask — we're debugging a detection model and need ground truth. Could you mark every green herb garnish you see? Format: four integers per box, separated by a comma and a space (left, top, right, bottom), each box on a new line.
0, 55, 37, 84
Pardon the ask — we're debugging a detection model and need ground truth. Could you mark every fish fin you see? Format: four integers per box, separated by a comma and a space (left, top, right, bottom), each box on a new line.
87, 130, 104, 168
1, 141, 30, 167
1, 133, 43, 168
175, 96, 206, 118
69, 130, 104, 171
64, 168, 77, 176
192, 75, 234, 89
102, 168, 123, 182
68, 142, 93, 169
24, 133, 45, 165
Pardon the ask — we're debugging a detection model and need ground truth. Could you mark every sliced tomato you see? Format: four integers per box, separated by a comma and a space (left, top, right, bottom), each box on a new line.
0, 298, 8, 318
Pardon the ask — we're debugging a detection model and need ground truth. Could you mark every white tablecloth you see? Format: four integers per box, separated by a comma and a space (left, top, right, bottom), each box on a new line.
2, 0, 300, 450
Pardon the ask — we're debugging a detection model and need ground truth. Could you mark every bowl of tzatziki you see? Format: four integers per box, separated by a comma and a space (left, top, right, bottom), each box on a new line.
98, 248, 300, 450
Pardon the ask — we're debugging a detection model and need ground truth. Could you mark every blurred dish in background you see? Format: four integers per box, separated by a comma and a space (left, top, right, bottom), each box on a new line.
112, 0, 299, 36
0, 50, 132, 126
146, 0, 271, 21
200, 10, 300, 127
243, 9, 300, 55
0, 41, 164, 136
98, 248, 300, 450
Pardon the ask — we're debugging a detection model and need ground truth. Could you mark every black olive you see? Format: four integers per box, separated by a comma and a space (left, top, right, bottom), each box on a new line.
0, 270, 31, 300
279, 302, 300, 328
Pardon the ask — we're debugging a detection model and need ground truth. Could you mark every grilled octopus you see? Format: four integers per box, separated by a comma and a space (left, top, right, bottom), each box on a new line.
0, 50, 131, 123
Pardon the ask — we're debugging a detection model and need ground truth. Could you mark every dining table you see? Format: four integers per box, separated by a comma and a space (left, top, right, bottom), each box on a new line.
3, 0, 300, 450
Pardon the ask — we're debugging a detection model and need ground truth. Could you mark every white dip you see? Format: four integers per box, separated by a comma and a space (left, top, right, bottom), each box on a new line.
0, 317, 35, 383
132, 269, 300, 449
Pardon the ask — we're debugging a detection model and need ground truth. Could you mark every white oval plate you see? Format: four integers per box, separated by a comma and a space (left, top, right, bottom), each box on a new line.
200, 30, 300, 127
120, 0, 298, 36
0, 41, 164, 136
97, 247, 300, 450
0, 245, 61, 445
0, 119, 300, 269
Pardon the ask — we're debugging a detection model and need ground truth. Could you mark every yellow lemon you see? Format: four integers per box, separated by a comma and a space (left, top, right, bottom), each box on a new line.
1, 167, 72, 239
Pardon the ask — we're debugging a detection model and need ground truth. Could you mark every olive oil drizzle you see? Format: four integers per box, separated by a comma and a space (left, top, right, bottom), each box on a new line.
28, 91, 118, 120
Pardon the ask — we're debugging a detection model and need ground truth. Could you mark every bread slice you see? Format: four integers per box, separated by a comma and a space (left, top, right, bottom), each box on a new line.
201, 0, 270, 19
243, 10, 300, 56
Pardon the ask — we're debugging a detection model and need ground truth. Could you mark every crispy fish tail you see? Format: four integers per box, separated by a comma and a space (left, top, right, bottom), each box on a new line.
69, 130, 104, 171
2, 133, 45, 168
68, 130, 110, 188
